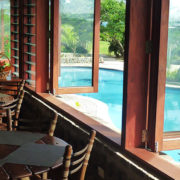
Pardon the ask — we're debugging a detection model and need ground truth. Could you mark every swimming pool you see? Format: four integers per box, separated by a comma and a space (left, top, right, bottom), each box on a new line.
59, 67, 123, 129
60, 67, 180, 131
60, 67, 180, 162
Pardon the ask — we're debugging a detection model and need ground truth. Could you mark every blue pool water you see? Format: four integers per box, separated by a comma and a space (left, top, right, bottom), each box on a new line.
164, 88, 180, 132
60, 67, 123, 129
81, 69, 124, 130
60, 67, 180, 162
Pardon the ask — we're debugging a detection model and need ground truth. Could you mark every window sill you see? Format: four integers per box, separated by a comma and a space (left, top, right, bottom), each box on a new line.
25, 86, 121, 146
126, 147, 180, 179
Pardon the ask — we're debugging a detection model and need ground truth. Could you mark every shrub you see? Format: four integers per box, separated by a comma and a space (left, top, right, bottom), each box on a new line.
76, 46, 88, 54
108, 39, 124, 58
166, 69, 180, 82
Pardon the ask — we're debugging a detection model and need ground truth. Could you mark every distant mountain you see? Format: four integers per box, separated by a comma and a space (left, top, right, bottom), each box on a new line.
60, 0, 94, 15
61, 13, 94, 21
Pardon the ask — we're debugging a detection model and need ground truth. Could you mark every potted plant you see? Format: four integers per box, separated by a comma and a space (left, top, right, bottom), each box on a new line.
0, 53, 11, 80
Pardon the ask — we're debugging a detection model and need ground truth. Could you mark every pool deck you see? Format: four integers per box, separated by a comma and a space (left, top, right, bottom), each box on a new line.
62, 56, 124, 71
58, 94, 121, 133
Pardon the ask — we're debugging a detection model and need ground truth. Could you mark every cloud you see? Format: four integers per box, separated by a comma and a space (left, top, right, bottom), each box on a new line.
65, 0, 70, 3
169, 1, 180, 22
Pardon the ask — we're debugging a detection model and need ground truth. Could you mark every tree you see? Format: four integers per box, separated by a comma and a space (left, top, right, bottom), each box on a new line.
60, 0, 94, 55
1, 8, 4, 53
101, 0, 126, 57
61, 24, 79, 54
0, 1, 10, 58
61, 15, 93, 54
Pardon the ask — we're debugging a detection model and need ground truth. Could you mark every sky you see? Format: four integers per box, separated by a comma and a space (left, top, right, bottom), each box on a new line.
169, 0, 180, 22
0, 0, 10, 9
61, 0, 94, 15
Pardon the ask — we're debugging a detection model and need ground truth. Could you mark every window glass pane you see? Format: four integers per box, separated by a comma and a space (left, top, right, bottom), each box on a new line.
0, 0, 10, 79
59, 0, 94, 87
0, 0, 10, 58
80, 0, 126, 132
164, 0, 180, 132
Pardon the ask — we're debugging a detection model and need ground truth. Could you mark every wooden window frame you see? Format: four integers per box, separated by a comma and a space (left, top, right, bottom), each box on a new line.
122, 0, 180, 154
122, 0, 151, 150
50, 0, 100, 95
147, 0, 180, 152
121, 0, 180, 178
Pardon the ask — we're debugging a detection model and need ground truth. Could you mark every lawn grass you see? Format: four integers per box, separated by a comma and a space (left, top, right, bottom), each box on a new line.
85, 40, 114, 57
99, 41, 114, 56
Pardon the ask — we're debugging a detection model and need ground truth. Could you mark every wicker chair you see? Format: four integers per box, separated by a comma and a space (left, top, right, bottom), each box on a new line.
16, 79, 25, 98
62, 130, 96, 180
0, 90, 24, 131
36, 130, 96, 180
18, 110, 58, 136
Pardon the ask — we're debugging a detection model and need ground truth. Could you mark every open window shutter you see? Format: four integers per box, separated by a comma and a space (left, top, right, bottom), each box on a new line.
50, 0, 100, 95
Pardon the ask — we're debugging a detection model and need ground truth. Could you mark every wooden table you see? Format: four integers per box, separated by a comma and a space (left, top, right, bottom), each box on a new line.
0, 131, 68, 180
0, 93, 14, 103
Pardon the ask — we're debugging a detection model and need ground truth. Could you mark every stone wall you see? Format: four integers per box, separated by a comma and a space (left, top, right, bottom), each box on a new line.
20, 91, 168, 180
61, 53, 104, 64
61, 57, 92, 64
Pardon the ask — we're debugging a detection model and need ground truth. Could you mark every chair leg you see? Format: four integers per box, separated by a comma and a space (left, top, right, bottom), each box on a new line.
7, 109, 12, 131
42, 172, 48, 179
20, 177, 30, 180
13, 119, 18, 131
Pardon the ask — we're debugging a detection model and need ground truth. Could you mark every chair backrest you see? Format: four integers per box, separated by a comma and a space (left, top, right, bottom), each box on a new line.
18, 110, 58, 134
16, 80, 25, 98
0, 90, 24, 131
0, 79, 24, 97
13, 90, 25, 130
62, 130, 96, 180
